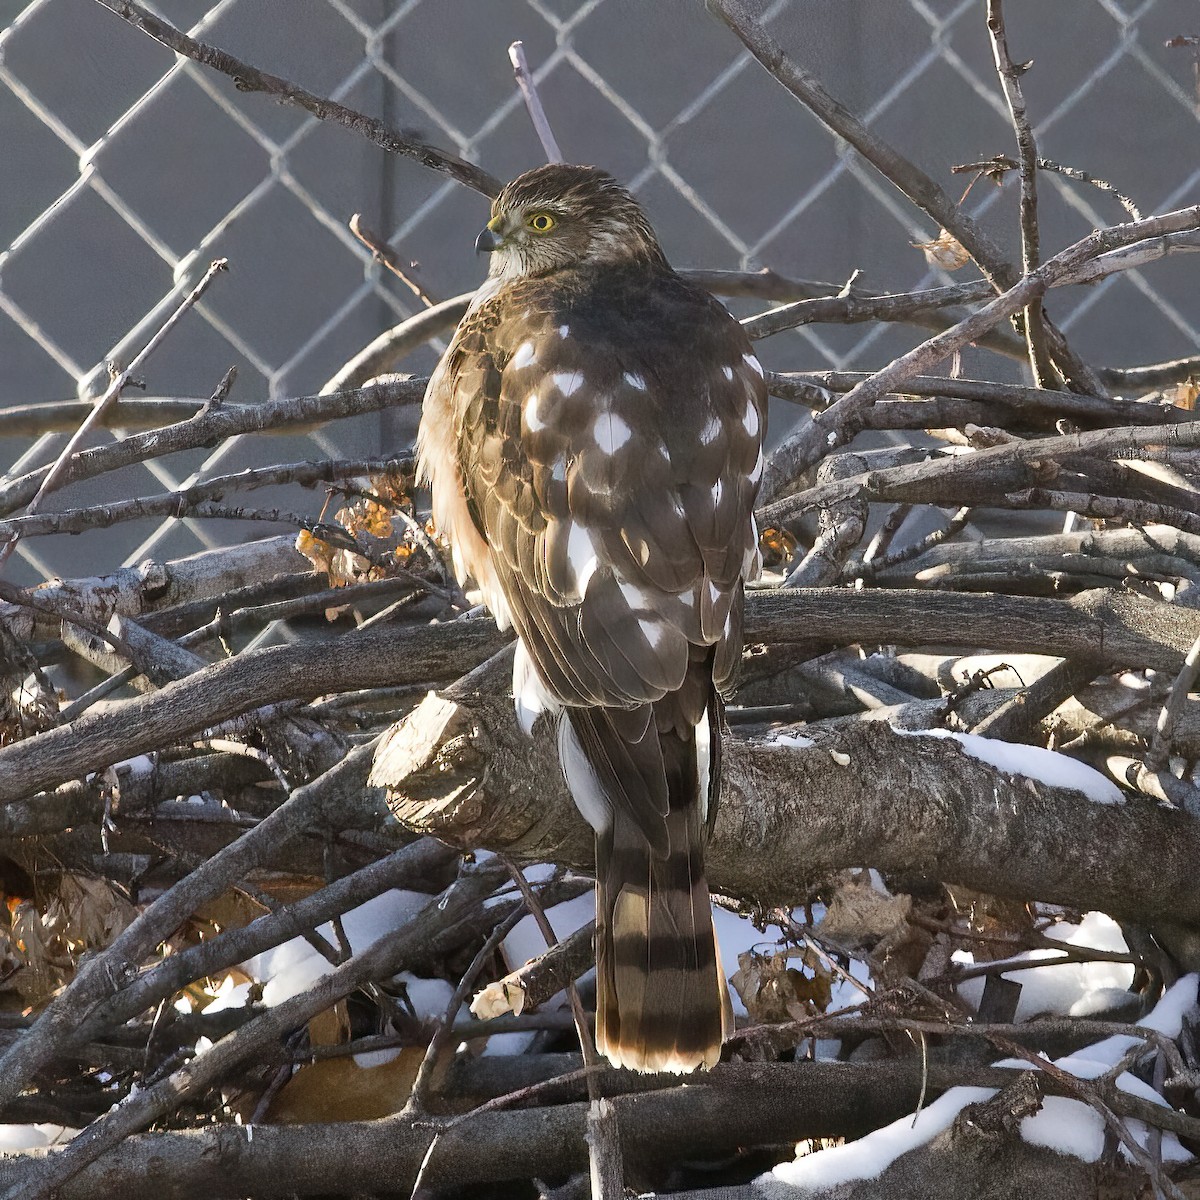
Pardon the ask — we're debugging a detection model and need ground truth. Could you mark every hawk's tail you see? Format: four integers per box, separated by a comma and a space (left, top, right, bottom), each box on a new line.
567, 710, 729, 1074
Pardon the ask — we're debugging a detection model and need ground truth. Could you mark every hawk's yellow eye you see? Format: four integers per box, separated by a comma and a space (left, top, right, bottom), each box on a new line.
527, 212, 556, 233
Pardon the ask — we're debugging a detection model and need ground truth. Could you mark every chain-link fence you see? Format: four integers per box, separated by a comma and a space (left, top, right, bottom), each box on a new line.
2, 0, 1198, 591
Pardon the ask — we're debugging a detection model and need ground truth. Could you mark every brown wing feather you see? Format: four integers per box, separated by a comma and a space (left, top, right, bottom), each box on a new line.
422, 258, 765, 1071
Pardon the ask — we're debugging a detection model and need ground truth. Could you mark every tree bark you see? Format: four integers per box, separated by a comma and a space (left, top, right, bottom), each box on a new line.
375, 689, 1200, 937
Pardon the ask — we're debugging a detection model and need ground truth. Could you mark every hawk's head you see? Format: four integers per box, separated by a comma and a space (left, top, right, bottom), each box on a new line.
476, 164, 667, 279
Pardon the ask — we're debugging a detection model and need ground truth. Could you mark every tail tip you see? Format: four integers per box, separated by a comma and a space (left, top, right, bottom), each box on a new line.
597, 1036, 724, 1075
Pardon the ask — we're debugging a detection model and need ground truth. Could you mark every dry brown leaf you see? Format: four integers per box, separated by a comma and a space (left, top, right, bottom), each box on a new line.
326, 548, 372, 588
53, 875, 136, 951
295, 528, 334, 576
759, 526, 798, 568
818, 873, 930, 987
192, 888, 267, 935
1165, 378, 1199, 411
265, 1046, 425, 1124
730, 947, 833, 1024
818, 874, 913, 945
9, 901, 63, 1008
912, 229, 971, 271
370, 467, 413, 507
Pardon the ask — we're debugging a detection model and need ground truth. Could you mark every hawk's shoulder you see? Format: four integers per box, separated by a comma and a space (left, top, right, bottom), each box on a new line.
427, 263, 765, 712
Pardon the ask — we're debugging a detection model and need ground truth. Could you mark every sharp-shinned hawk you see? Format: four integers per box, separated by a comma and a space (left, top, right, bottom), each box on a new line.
418, 164, 766, 1073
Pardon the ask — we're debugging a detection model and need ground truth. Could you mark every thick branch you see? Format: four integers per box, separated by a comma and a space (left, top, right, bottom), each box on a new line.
0, 1060, 965, 1198
0, 621, 508, 806
376, 690, 1200, 930
0, 536, 306, 643
3, 587, 1194, 807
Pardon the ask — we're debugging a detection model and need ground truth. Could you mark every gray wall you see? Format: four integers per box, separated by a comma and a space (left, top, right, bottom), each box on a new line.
1, 0, 1197, 586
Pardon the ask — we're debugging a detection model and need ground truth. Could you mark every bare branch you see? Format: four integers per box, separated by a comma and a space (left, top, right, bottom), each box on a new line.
320, 296, 471, 393
92, 1, 500, 197
0, 457, 411, 541
0, 379, 423, 519
986, 1, 1057, 387
758, 418, 1200, 529
508, 41, 563, 163
0, 258, 228, 573
707, 0, 1105, 393
771, 369, 1192, 428
349, 215, 439, 307
758, 206, 1200, 499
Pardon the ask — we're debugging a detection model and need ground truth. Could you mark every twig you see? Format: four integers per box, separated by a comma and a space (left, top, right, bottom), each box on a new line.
953, 154, 1143, 221
349, 215, 439, 307
0, 258, 228, 573
1037, 159, 1142, 221
403, 903, 526, 1116
0, 378, 424, 519
93, 1, 500, 197
856, 503, 914, 572
509, 41, 563, 163
320, 295, 471, 393
499, 859, 621, 1198
986, 1, 1057, 387
707, 0, 1105, 393
758, 204, 1200, 499
849, 507, 973, 582
499, 861, 598, 1069
0, 457, 412, 541
970, 655, 1105, 742
742, 280, 994, 341
1147, 632, 1200, 770
291, 1013, 579, 1061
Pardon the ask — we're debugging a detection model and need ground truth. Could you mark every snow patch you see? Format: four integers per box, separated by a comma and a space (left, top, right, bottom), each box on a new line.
772, 1087, 995, 1189
242, 889, 434, 1067
767, 975, 1197, 1190
957, 912, 1134, 1021
770, 732, 815, 749
893, 727, 1123, 804
0, 1125, 77, 1152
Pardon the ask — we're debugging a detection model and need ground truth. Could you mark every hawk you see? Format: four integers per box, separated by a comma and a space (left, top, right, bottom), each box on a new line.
418, 164, 766, 1073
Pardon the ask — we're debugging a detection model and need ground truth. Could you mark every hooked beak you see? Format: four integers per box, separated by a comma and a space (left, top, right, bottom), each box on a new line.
475, 217, 505, 255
